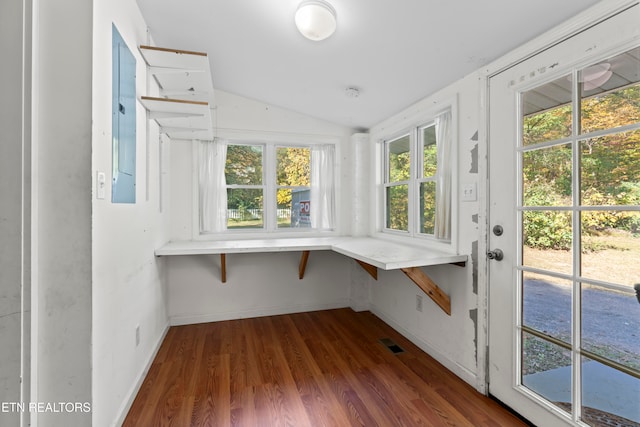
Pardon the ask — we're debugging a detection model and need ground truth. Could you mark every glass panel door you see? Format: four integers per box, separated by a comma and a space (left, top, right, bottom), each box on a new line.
518, 46, 640, 426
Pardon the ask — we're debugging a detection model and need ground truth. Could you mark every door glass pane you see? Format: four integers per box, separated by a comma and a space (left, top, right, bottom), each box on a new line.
580, 46, 640, 135
580, 129, 640, 206
522, 211, 572, 275
581, 211, 640, 287
581, 283, 640, 371
522, 75, 573, 146
523, 143, 572, 206
581, 357, 640, 426
388, 135, 411, 182
419, 181, 436, 234
523, 272, 571, 345
386, 184, 408, 231
521, 331, 572, 412
226, 189, 263, 229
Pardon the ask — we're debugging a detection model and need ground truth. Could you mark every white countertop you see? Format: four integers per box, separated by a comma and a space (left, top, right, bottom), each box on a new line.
155, 236, 467, 270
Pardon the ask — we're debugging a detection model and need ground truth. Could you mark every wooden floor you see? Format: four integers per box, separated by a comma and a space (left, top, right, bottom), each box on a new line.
124, 309, 528, 426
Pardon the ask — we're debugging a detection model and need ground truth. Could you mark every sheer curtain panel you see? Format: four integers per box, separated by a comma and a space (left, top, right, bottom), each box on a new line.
434, 110, 452, 240
310, 144, 336, 230
199, 139, 228, 233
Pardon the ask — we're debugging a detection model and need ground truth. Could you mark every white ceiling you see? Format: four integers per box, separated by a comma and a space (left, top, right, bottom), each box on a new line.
136, 0, 602, 131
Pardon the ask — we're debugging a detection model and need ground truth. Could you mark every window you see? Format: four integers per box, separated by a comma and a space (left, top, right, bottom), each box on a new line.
382, 109, 453, 241
199, 138, 335, 234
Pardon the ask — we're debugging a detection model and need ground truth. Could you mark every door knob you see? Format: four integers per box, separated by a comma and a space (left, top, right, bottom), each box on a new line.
487, 249, 504, 261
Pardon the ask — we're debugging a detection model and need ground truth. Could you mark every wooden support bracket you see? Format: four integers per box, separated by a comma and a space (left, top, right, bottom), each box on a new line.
401, 267, 451, 316
355, 259, 378, 280
220, 254, 226, 283
299, 250, 310, 279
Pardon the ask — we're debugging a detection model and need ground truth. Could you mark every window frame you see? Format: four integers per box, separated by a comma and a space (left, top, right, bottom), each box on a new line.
376, 102, 458, 252
193, 131, 340, 240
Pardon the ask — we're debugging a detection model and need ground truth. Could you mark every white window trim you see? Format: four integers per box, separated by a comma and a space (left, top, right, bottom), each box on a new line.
192, 129, 341, 240
373, 98, 459, 253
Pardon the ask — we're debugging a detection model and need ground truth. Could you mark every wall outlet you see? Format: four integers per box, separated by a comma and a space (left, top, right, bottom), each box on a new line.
96, 171, 106, 200
416, 295, 423, 312
135, 325, 140, 347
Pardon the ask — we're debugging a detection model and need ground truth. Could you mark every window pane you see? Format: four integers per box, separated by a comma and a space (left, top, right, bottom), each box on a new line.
388, 135, 410, 182
522, 144, 572, 206
277, 188, 311, 229
386, 184, 408, 231
581, 283, 640, 371
580, 46, 640, 135
581, 357, 640, 426
523, 272, 571, 345
581, 211, 640, 287
225, 145, 263, 185
226, 188, 263, 229
422, 125, 437, 178
276, 147, 310, 186
419, 181, 436, 234
521, 332, 572, 412
522, 75, 573, 146
580, 129, 640, 206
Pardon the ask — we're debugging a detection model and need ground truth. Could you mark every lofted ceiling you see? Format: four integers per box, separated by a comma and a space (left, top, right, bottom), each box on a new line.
136, 0, 603, 131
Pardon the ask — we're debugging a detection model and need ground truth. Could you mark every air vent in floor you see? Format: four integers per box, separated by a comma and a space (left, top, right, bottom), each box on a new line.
379, 338, 405, 354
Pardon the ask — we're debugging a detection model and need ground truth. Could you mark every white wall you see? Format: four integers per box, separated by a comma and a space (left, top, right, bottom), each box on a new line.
168, 90, 357, 324
92, 1, 170, 426
367, 73, 483, 388
0, 1, 30, 426
31, 0, 93, 425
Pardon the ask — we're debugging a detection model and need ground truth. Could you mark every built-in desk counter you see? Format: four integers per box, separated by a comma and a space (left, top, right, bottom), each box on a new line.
155, 237, 467, 315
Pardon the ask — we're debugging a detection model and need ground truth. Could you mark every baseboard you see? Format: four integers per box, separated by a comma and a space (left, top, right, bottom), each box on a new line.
169, 299, 350, 326
349, 301, 370, 312
370, 304, 479, 389
112, 321, 170, 426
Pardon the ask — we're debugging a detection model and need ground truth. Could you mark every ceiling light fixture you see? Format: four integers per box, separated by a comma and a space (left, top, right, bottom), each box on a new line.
295, 0, 337, 41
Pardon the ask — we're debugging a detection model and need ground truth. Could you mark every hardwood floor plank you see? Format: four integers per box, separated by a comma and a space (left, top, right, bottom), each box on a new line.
123, 308, 529, 426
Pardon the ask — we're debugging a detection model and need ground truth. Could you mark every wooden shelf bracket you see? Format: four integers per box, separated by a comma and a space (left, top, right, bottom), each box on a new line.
401, 267, 451, 316
299, 251, 310, 279
355, 259, 378, 280
220, 254, 226, 283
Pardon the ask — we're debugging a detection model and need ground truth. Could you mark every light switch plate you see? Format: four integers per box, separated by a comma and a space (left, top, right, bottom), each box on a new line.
462, 183, 477, 202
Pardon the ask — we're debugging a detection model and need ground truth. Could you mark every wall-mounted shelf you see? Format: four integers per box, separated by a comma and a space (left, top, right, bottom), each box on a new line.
138, 45, 215, 141
155, 237, 468, 316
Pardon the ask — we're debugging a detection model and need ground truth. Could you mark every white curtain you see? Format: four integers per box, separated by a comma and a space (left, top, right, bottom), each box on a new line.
434, 110, 452, 240
199, 138, 227, 233
310, 144, 336, 230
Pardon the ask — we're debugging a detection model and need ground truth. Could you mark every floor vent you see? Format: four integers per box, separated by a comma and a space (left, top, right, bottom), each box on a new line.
379, 338, 405, 354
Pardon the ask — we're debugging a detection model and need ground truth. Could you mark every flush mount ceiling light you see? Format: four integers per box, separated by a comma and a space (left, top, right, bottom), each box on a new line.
295, 0, 337, 41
